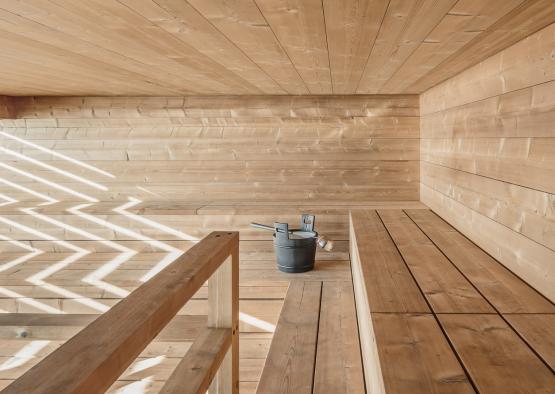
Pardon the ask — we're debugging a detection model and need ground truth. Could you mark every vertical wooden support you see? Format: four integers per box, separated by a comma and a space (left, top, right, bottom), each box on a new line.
208, 244, 239, 394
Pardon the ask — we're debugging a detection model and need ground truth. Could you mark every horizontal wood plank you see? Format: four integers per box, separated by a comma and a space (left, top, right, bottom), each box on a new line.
406, 209, 555, 313
504, 314, 555, 371
378, 209, 493, 313
371, 313, 473, 394
349, 210, 429, 313
438, 314, 555, 393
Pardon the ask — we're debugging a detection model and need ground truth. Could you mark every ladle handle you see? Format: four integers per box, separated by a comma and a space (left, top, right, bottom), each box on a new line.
250, 222, 291, 234
250, 222, 278, 232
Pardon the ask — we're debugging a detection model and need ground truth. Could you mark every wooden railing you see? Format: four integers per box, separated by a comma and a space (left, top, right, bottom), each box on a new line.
3, 231, 239, 394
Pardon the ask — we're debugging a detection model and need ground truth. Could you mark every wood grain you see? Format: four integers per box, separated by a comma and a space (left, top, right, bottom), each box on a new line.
420, 23, 555, 302
438, 314, 555, 393
257, 281, 322, 394
0, 95, 419, 203
161, 328, 231, 394
410, 0, 555, 94
406, 209, 555, 313
504, 314, 555, 370
0, 1, 546, 94
372, 313, 474, 393
187, 0, 308, 95
2, 231, 238, 394
356, 0, 458, 93
382, 0, 525, 93
349, 216, 386, 393
323, 0, 388, 94
378, 209, 494, 313
0, 96, 15, 118
254, 0, 331, 94
349, 210, 430, 313
420, 22, 555, 113
313, 282, 365, 394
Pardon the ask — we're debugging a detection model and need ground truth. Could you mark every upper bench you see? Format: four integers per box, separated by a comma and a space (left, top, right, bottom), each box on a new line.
349, 209, 555, 393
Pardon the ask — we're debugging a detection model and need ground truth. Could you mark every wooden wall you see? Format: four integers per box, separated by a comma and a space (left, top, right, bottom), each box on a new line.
0, 95, 420, 390
2, 95, 419, 203
420, 23, 555, 302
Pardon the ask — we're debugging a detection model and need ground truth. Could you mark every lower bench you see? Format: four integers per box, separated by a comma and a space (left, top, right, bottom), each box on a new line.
257, 281, 365, 394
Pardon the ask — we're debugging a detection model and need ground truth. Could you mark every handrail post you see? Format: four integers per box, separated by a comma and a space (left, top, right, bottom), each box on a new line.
208, 240, 239, 394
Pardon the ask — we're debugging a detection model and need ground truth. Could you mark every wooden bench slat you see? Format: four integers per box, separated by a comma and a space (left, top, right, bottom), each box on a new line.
378, 210, 494, 313
349, 210, 429, 313
372, 313, 474, 393
504, 314, 555, 371
161, 327, 231, 394
405, 209, 555, 313
314, 282, 365, 394
257, 281, 322, 394
438, 314, 555, 393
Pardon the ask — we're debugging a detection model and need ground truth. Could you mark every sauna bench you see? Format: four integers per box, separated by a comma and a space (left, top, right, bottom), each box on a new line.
349, 209, 555, 394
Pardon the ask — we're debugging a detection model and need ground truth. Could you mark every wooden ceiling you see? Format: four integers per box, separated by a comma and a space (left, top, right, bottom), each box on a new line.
1, 0, 554, 96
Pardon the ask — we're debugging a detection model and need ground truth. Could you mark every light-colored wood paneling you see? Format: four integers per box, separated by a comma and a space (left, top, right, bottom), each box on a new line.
504, 314, 555, 370
356, 0, 458, 94
420, 23, 555, 303
0, 1, 552, 95
0, 95, 425, 391
254, 0, 331, 94
405, 209, 555, 314
323, 0, 389, 94
1, 95, 419, 203
381, 0, 525, 93
350, 209, 555, 392
371, 313, 474, 394
409, 0, 555, 94
377, 209, 494, 313
257, 281, 321, 393
349, 210, 430, 313
186, 0, 308, 95
313, 282, 365, 394
420, 22, 555, 113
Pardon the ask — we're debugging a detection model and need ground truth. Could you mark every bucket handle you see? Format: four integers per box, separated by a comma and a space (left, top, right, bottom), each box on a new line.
274, 222, 290, 240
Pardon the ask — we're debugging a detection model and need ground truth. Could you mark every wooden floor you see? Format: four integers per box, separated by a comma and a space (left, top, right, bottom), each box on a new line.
0, 201, 425, 392
351, 209, 555, 393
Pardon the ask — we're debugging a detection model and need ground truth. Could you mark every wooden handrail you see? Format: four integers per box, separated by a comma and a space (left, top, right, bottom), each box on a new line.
3, 231, 239, 394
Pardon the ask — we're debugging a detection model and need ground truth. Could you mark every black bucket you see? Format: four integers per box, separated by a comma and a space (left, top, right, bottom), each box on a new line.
273, 216, 317, 273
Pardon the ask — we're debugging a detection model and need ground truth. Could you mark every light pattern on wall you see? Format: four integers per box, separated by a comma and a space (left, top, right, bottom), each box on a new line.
0, 130, 198, 390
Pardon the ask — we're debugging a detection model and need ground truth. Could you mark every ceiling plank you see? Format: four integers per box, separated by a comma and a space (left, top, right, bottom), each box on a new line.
122, 0, 285, 94
0, 0, 553, 95
380, 0, 525, 93
80, 0, 268, 94
0, 29, 182, 96
323, 0, 389, 94
9, 0, 264, 94
187, 0, 309, 94
255, 0, 332, 94
0, 8, 197, 95
407, 0, 555, 93
356, 0, 458, 94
